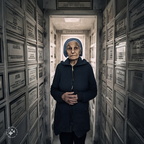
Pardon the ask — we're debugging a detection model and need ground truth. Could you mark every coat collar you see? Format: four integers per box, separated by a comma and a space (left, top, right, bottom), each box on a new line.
61, 57, 88, 66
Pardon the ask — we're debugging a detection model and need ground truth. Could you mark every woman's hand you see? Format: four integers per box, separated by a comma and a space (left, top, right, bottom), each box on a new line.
62, 92, 78, 105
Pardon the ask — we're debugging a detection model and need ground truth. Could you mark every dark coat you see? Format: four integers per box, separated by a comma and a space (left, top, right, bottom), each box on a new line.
50, 57, 97, 137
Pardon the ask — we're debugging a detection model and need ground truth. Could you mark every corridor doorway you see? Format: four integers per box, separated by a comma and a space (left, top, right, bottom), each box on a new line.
48, 15, 98, 143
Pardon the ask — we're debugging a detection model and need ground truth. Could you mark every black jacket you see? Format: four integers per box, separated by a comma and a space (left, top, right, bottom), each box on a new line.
50, 57, 97, 137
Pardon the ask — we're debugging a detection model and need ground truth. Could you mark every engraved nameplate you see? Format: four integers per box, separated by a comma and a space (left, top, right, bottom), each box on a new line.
116, 41, 126, 62
114, 111, 124, 140
38, 48, 44, 62
0, 75, 3, 99
130, 2, 144, 29
38, 31, 43, 43
10, 94, 26, 125
130, 36, 144, 62
115, 91, 125, 114
116, 18, 126, 37
27, 44, 36, 61
26, 21, 36, 40
7, 40, 24, 62
26, 0, 35, 19
38, 12, 43, 27
128, 99, 144, 138
6, 6, 23, 35
116, 69, 125, 87
0, 109, 5, 137
29, 87, 37, 106
107, 66, 113, 82
107, 87, 112, 101
129, 70, 144, 97
107, 26, 114, 42
39, 83, 44, 98
107, 46, 113, 61
29, 123, 38, 144
39, 65, 43, 78
29, 104, 38, 128
9, 70, 25, 93
28, 68, 37, 84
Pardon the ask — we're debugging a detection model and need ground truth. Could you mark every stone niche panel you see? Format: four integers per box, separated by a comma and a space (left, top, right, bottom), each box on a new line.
107, 24, 114, 42
113, 131, 123, 144
115, 39, 126, 64
38, 47, 44, 62
114, 91, 125, 115
5, 5, 24, 36
107, 65, 113, 83
114, 110, 124, 140
27, 43, 37, 62
107, 0, 114, 23
28, 66, 37, 85
129, 1, 144, 30
0, 107, 6, 138
106, 101, 113, 124
7, 39, 25, 63
105, 121, 112, 142
129, 35, 144, 63
8, 70, 26, 94
106, 87, 112, 102
128, 99, 144, 139
127, 125, 144, 144
107, 45, 113, 63
10, 93, 26, 125
28, 87, 37, 107
129, 70, 144, 98
29, 102, 38, 129
37, 8, 44, 28
7, 0, 23, 9
115, 14, 127, 38
115, 68, 126, 88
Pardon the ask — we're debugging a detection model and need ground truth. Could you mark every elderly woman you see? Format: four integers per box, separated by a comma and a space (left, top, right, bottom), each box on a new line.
51, 38, 97, 144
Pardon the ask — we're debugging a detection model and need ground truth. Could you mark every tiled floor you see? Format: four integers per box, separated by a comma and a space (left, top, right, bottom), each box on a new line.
52, 131, 93, 144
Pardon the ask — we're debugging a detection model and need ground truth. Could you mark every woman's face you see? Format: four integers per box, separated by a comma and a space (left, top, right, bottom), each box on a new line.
66, 41, 81, 60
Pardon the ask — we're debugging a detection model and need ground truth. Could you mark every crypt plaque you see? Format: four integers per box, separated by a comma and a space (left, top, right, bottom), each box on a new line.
130, 36, 144, 62
39, 64, 43, 78
27, 44, 36, 61
129, 70, 144, 97
38, 48, 44, 62
0, 108, 5, 137
115, 69, 126, 88
105, 121, 112, 141
115, 40, 126, 63
29, 103, 38, 128
39, 98, 43, 115
37, 10, 43, 28
116, 17, 126, 37
107, 46, 113, 62
9, 70, 25, 93
7, 40, 24, 63
28, 67, 37, 84
38, 30, 43, 43
114, 91, 125, 115
128, 99, 144, 138
10, 94, 26, 125
26, 0, 35, 20
57, 0, 92, 10
0, 75, 4, 100
107, 66, 113, 82
107, 25, 114, 42
29, 87, 37, 107
114, 110, 124, 140
26, 21, 36, 40
130, 1, 144, 30
6, 6, 24, 35
107, 0, 114, 23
